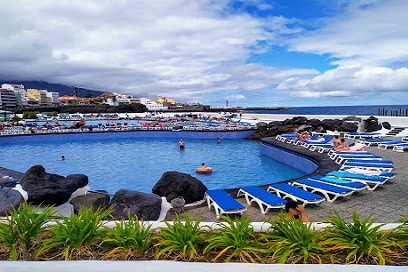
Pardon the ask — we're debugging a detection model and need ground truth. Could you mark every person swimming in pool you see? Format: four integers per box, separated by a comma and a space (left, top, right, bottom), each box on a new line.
178, 139, 185, 149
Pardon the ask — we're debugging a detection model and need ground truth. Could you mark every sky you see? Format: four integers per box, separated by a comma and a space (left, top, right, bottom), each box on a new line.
1, 0, 407, 107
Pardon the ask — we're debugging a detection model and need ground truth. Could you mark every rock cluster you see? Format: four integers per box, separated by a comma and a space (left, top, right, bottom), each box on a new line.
250, 115, 387, 139
0, 166, 207, 221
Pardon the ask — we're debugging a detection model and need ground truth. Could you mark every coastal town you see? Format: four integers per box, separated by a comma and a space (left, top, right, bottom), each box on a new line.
0, 82, 190, 112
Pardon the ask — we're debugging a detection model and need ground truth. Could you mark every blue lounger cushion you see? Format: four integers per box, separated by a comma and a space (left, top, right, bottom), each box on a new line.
342, 161, 393, 168
337, 154, 382, 159
309, 175, 367, 190
324, 171, 388, 191
291, 179, 354, 203
294, 179, 352, 194
205, 189, 247, 219
343, 159, 393, 165
239, 186, 287, 206
237, 186, 287, 214
267, 183, 325, 205
327, 171, 387, 182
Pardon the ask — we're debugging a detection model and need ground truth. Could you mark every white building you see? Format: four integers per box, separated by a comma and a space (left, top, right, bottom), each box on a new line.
0, 88, 17, 108
137, 97, 168, 111
1, 83, 28, 106
46, 91, 60, 105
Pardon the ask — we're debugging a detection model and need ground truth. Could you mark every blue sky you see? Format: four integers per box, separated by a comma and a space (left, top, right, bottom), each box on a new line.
0, 0, 407, 107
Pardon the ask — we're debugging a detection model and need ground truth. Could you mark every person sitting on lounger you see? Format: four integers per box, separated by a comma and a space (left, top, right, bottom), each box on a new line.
296, 131, 310, 140
332, 135, 342, 149
0, 172, 10, 179
334, 138, 350, 151
285, 200, 309, 222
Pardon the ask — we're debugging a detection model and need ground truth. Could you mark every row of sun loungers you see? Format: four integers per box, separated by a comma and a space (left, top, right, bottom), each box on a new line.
278, 132, 408, 153
204, 164, 394, 218
356, 136, 408, 152
205, 166, 395, 218
343, 131, 381, 139
204, 132, 400, 219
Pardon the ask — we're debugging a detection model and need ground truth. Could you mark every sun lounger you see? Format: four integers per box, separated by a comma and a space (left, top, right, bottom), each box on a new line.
298, 135, 333, 148
344, 132, 381, 139
344, 167, 395, 178
341, 161, 394, 172
329, 150, 371, 159
342, 159, 393, 165
308, 175, 368, 191
276, 133, 297, 142
290, 179, 354, 203
310, 141, 354, 153
357, 137, 395, 146
267, 183, 326, 205
334, 154, 383, 165
325, 171, 388, 191
237, 186, 287, 214
309, 143, 333, 153
377, 141, 408, 150
205, 189, 247, 219
393, 143, 408, 152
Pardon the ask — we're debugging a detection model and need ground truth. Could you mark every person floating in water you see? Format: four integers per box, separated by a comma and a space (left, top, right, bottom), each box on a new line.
216, 137, 221, 144
196, 162, 212, 173
60, 156, 65, 161
178, 139, 185, 149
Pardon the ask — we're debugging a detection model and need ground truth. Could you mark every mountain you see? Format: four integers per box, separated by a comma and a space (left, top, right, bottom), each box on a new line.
0, 80, 104, 97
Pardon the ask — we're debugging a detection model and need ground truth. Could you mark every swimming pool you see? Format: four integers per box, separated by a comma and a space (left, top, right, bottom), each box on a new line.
0, 134, 306, 194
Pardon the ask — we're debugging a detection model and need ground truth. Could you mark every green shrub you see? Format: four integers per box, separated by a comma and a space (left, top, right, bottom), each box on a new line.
154, 213, 205, 261
0, 203, 54, 260
101, 214, 155, 259
322, 211, 401, 264
37, 207, 111, 260
203, 215, 265, 263
262, 214, 325, 264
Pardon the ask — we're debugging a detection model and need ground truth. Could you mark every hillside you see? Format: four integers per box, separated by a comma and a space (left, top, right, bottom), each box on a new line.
0, 80, 104, 97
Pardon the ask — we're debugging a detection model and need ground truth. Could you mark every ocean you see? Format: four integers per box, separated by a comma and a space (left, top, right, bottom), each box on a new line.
245, 104, 408, 116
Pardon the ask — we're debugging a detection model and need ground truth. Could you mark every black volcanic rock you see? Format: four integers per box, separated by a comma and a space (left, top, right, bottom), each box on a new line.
19, 165, 89, 206
152, 171, 207, 204
0, 187, 25, 216
110, 189, 162, 220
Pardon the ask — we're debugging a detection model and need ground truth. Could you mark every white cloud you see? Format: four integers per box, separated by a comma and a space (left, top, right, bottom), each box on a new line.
277, 66, 408, 99
273, 0, 408, 103
0, 0, 407, 106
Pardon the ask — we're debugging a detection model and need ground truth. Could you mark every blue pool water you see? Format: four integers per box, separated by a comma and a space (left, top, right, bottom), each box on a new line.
0, 136, 306, 194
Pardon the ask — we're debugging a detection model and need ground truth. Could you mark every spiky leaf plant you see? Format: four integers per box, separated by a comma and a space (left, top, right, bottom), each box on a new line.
0, 202, 54, 260
154, 213, 205, 261
36, 206, 112, 260
388, 214, 408, 249
322, 210, 402, 265
262, 213, 325, 264
203, 215, 265, 263
100, 213, 155, 260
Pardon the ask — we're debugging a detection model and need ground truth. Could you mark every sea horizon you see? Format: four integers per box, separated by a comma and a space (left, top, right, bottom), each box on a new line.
244, 104, 408, 116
